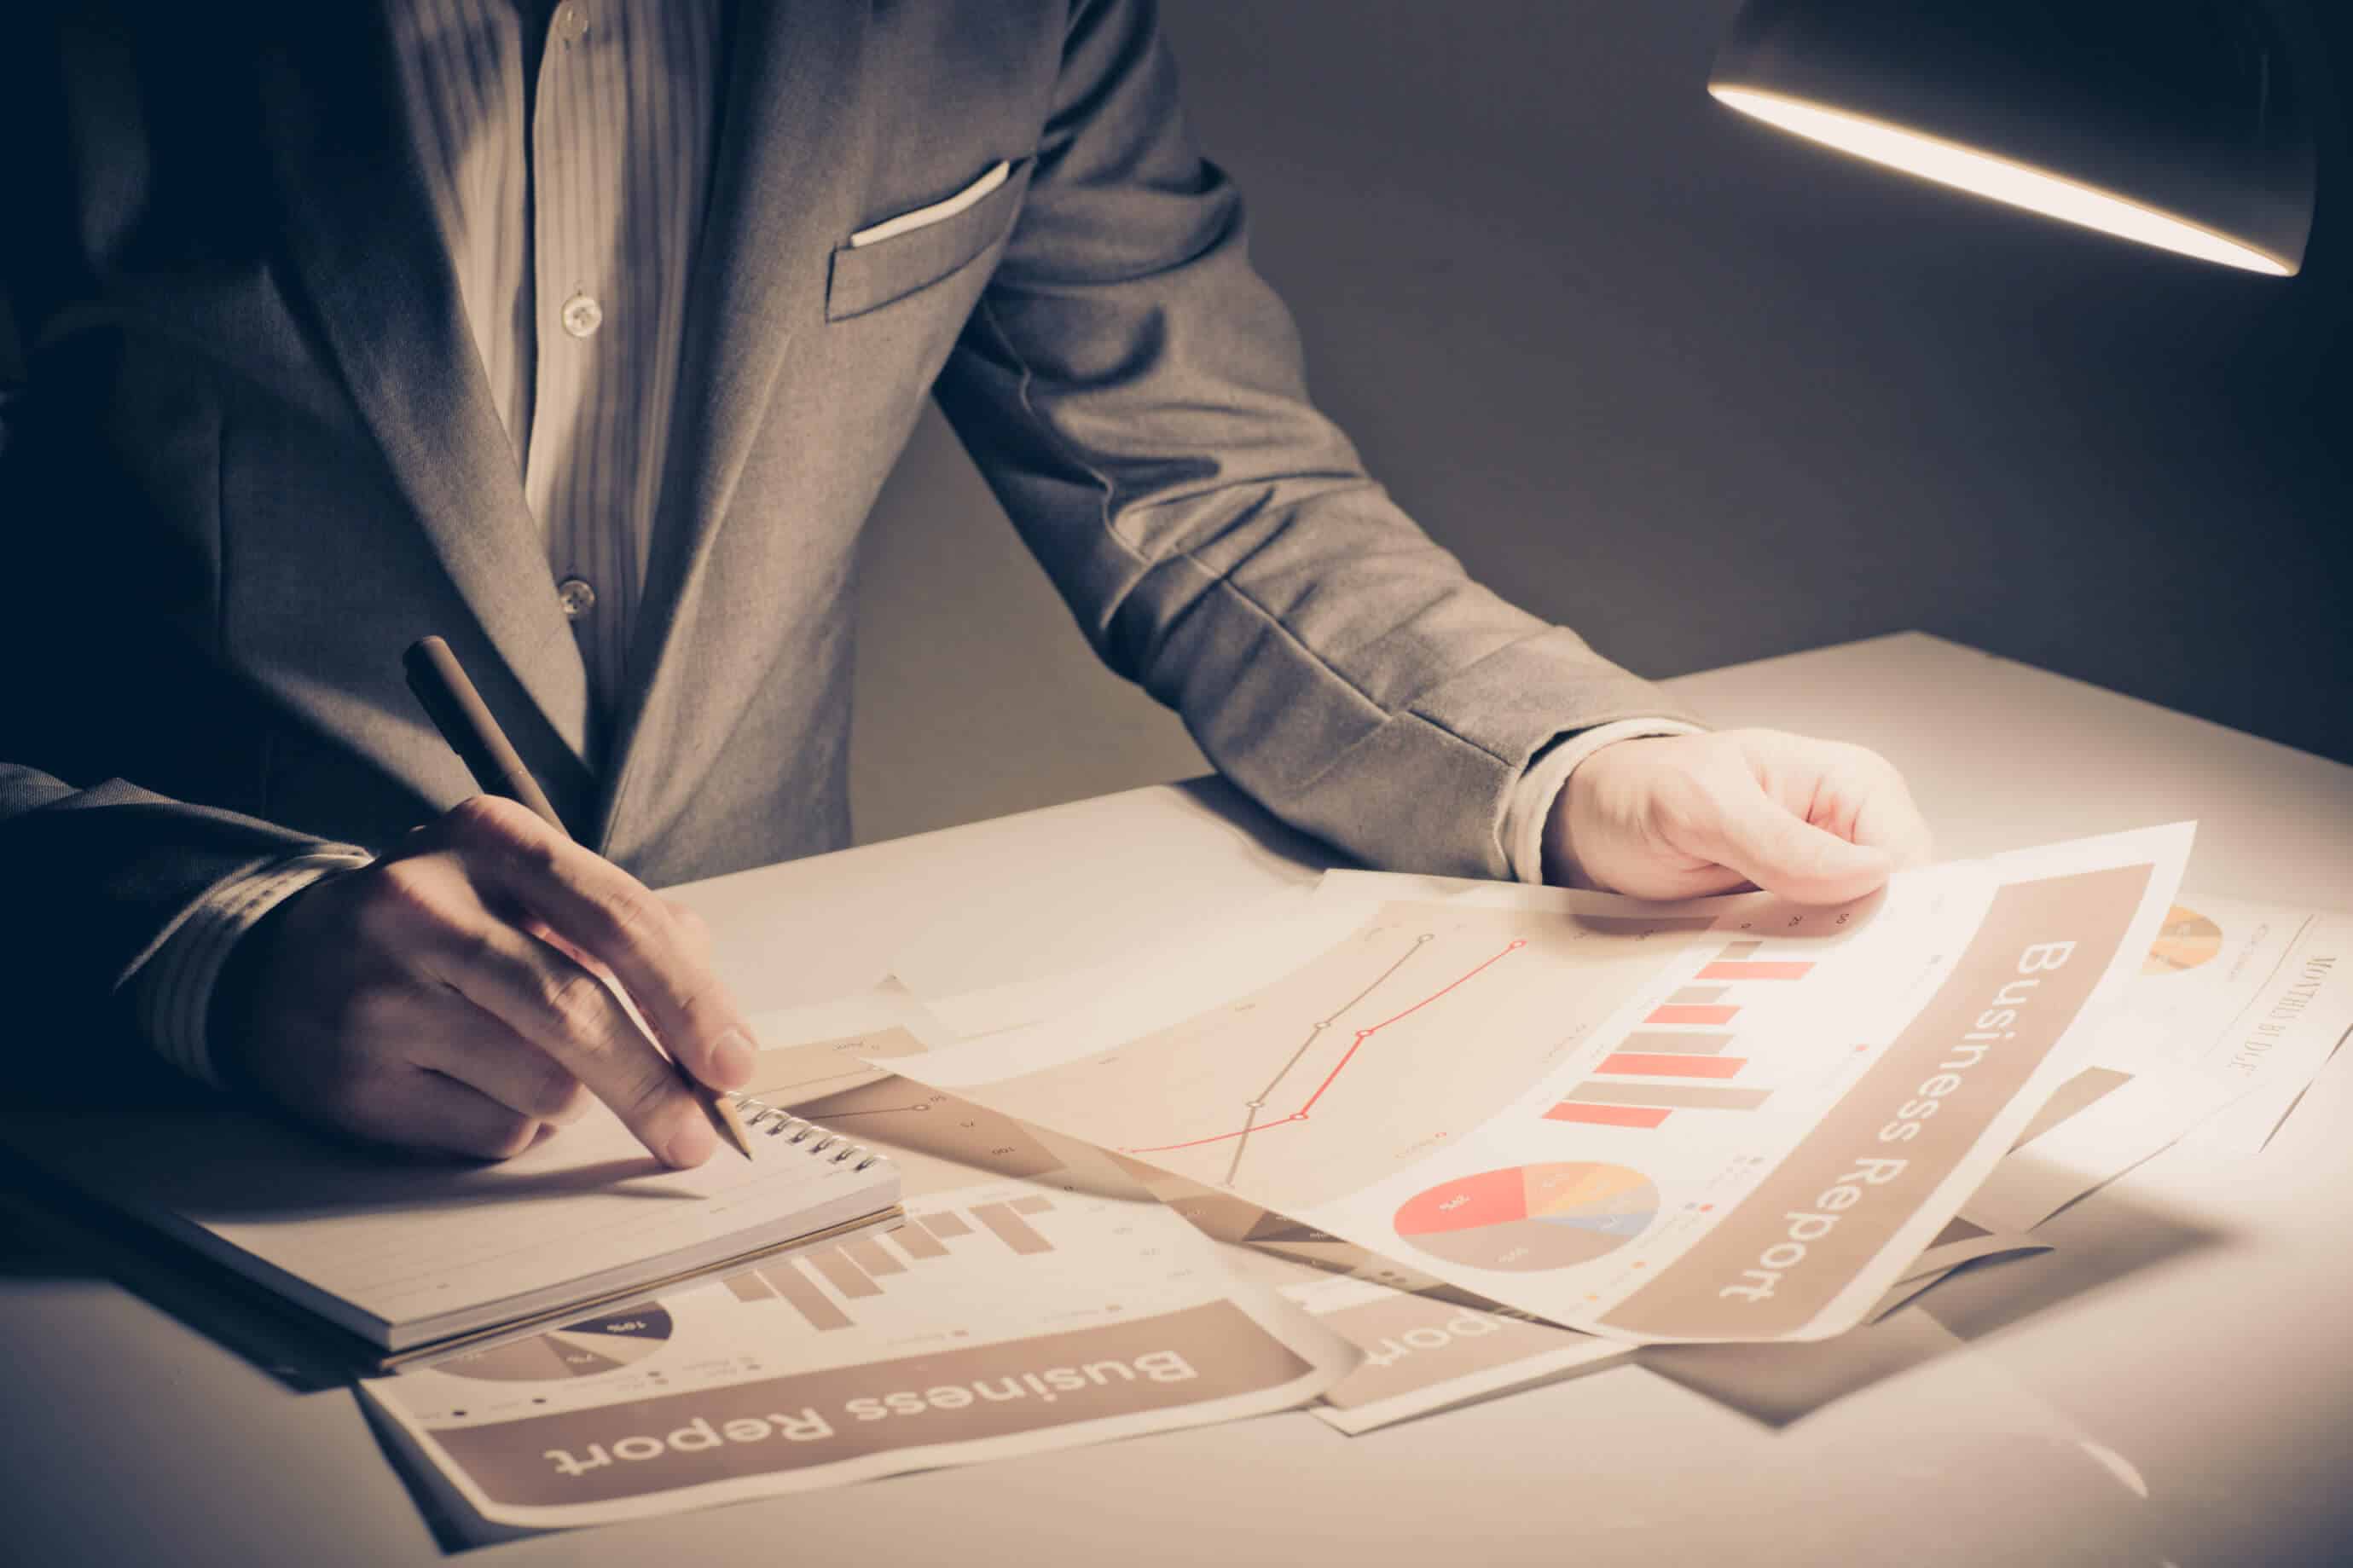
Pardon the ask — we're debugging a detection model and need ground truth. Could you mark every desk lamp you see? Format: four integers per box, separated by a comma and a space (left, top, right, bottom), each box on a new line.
1709, 0, 2315, 275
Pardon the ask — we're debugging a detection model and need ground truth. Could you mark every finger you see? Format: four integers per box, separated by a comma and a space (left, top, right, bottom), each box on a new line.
1703, 778, 1895, 905
425, 912, 718, 1167
402, 993, 592, 1126
519, 915, 605, 978
351, 1068, 553, 1161
1850, 768, 1934, 871
446, 799, 756, 1092
1747, 732, 1935, 872
661, 898, 713, 949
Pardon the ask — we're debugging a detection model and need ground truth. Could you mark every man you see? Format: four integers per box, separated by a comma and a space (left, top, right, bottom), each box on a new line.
0, 2, 1928, 1167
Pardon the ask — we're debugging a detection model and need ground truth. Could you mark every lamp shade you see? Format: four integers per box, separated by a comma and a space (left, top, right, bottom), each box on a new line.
1710, 0, 2315, 275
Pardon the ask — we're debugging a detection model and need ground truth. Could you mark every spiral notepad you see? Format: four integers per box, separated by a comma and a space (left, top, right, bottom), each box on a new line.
730, 1091, 890, 1171
0, 1096, 902, 1363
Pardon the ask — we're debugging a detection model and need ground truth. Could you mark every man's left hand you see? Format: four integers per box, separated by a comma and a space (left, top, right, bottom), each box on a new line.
1547, 729, 1933, 905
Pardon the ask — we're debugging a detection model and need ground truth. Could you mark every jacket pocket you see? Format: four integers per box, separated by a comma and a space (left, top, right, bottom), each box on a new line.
826, 157, 1033, 321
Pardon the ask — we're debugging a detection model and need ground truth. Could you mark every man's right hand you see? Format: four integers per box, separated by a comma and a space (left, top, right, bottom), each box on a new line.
217, 796, 757, 1166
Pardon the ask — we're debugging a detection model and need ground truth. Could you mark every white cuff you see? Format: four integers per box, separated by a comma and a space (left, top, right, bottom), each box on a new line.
1503, 718, 1707, 886
132, 847, 375, 1087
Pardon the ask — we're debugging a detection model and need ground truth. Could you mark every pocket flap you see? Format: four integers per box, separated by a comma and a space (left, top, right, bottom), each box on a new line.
827, 158, 1033, 321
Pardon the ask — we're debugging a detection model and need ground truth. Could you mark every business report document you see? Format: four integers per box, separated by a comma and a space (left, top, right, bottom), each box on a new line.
362, 1088, 1348, 1537
895, 825, 2191, 1344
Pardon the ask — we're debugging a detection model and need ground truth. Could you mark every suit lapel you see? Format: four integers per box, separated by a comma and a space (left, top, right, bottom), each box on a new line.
253, 7, 596, 821
594, 0, 874, 852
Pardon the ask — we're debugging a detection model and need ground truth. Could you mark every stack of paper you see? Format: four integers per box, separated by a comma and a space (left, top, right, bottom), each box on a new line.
368, 823, 2353, 1534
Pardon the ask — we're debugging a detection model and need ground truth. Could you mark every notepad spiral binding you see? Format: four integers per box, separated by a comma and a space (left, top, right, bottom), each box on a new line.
726, 1093, 890, 1172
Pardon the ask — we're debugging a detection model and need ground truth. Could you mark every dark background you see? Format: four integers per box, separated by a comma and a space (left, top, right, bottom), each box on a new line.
849, 0, 2351, 845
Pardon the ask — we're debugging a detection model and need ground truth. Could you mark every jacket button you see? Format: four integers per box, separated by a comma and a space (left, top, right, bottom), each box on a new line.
556, 576, 597, 619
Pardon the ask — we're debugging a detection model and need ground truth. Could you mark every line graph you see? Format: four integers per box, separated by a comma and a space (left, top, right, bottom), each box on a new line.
1119, 935, 1526, 1184
956, 900, 1718, 1211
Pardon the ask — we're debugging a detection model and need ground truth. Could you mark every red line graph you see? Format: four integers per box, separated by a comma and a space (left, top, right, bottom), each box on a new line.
1124, 940, 1527, 1155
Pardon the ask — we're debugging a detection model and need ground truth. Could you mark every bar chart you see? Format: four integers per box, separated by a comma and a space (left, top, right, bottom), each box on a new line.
723, 1195, 1065, 1333
1545, 939, 1818, 1131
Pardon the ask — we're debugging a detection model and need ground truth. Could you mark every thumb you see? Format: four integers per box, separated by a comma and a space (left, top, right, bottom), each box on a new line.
1707, 785, 1894, 905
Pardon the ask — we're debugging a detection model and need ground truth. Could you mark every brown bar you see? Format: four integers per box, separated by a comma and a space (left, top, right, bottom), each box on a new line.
1668, 985, 1728, 1005
806, 1247, 884, 1299
889, 1221, 949, 1259
1563, 1079, 1771, 1112
971, 1201, 1054, 1255
1576, 916, 1721, 936
842, 1237, 905, 1276
765, 1264, 854, 1333
919, 1212, 973, 1240
1717, 940, 1765, 958
1008, 1195, 1055, 1215
723, 1271, 775, 1303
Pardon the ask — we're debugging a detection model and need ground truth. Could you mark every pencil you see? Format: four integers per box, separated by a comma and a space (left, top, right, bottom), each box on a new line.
402, 635, 755, 1160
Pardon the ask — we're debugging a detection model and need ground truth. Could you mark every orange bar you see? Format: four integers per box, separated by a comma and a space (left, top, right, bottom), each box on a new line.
1545, 1101, 1671, 1129
1647, 1004, 1738, 1027
1598, 1052, 1746, 1079
1697, 960, 1815, 981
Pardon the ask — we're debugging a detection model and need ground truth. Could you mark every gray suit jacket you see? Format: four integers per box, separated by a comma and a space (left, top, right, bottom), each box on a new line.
0, 0, 1691, 1085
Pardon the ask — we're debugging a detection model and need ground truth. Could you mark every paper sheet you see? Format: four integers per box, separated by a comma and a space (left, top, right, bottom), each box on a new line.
1962, 1065, 2233, 1233
885, 784, 1327, 1039
2087, 898, 2353, 1154
0, 1090, 897, 1351
361, 1178, 1351, 1538
1863, 1218, 2053, 1322
1282, 1214, 2050, 1432
1280, 1275, 1630, 1434
894, 827, 2190, 1343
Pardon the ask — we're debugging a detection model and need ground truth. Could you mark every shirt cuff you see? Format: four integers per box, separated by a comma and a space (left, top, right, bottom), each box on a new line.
131, 847, 375, 1088
1503, 718, 1708, 887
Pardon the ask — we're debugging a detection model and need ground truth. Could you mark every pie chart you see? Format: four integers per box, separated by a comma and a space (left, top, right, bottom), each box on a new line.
438, 1306, 674, 1382
1394, 1163, 1656, 1272
2144, 906, 2223, 976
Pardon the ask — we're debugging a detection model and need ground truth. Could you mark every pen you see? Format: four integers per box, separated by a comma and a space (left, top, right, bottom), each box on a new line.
402, 635, 756, 1160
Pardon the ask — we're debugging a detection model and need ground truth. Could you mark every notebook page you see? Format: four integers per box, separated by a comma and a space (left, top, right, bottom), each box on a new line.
6, 1104, 895, 1345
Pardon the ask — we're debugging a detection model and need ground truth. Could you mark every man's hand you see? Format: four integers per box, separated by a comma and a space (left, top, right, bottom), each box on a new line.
219, 796, 757, 1166
1547, 729, 1933, 904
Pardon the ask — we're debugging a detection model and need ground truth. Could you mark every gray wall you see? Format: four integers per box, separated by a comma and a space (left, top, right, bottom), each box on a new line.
850, 1, 2352, 847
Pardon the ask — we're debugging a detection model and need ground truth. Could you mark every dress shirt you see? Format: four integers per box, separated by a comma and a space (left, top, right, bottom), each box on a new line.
130, 1, 1696, 1085
389, 0, 722, 717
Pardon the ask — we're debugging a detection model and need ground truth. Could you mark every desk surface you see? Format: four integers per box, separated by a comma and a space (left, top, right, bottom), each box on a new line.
6, 633, 2349, 1566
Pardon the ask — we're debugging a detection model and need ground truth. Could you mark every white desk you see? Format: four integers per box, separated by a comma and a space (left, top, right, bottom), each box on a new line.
5, 633, 2349, 1565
